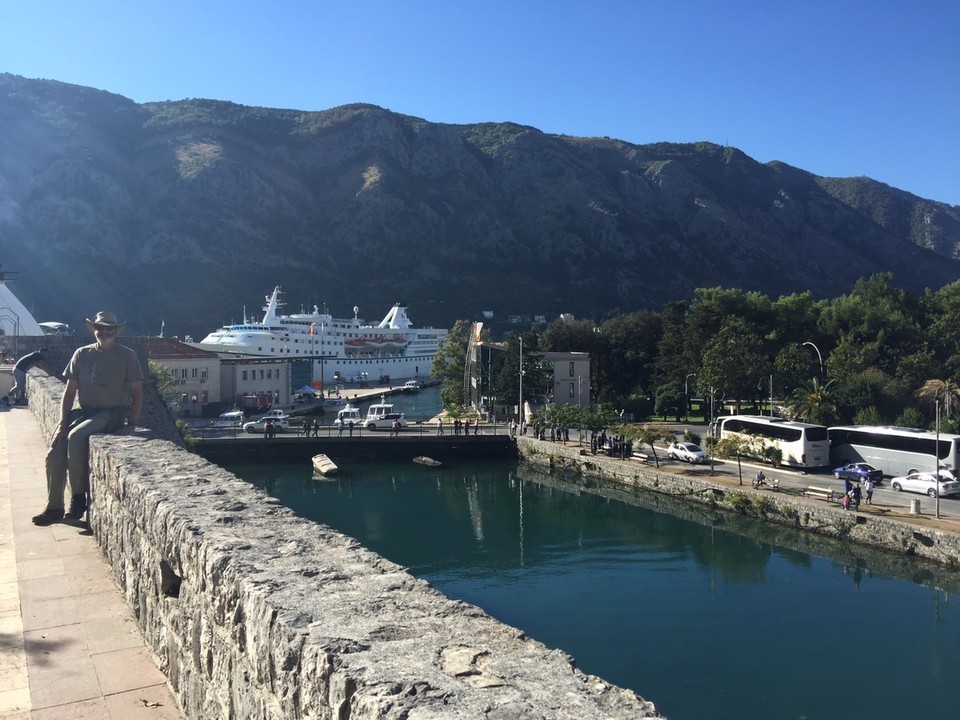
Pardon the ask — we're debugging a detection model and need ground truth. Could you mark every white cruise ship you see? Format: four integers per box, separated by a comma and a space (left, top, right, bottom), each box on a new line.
190, 287, 446, 385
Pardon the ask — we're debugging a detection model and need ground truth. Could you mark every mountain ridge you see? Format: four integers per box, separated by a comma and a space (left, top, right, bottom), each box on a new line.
2, 73, 958, 338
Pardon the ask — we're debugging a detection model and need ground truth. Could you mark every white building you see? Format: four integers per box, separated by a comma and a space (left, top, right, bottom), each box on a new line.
541, 352, 592, 410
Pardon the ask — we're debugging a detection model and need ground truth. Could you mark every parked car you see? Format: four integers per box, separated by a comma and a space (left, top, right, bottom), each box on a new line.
667, 442, 706, 463
243, 417, 290, 434
366, 413, 406, 430
890, 471, 960, 498
833, 462, 883, 484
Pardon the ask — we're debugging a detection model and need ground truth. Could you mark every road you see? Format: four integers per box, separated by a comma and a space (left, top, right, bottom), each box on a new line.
654, 448, 960, 523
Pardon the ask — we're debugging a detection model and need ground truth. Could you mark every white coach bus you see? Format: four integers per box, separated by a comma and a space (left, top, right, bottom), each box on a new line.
827, 425, 960, 478
713, 415, 830, 469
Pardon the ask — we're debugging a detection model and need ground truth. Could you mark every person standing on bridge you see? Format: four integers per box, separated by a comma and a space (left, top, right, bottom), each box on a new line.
32, 312, 143, 526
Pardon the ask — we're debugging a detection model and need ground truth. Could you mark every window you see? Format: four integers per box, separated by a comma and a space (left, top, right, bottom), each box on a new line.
569, 361, 575, 377
569, 382, 575, 398
242, 370, 248, 381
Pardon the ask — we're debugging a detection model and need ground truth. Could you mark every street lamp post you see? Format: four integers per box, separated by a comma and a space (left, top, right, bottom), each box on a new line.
802, 341, 823, 382
685, 373, 696, 422
518, 336, 524, 424
936, 393, 942, 519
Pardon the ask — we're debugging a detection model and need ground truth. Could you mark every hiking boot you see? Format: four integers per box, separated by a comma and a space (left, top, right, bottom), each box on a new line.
32, 508, 64, 526
64, 493, 88, 521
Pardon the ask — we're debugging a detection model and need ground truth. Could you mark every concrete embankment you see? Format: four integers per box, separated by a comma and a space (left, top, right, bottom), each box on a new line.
517, 436, 960, 569
27, 371, 662, 720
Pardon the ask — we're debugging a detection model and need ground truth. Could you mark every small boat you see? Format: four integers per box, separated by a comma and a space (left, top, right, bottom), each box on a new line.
312, 453, 339, 476
413, 456, 442, 467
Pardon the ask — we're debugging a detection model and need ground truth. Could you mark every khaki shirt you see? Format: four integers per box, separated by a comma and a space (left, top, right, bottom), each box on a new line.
64, 343, 143, 409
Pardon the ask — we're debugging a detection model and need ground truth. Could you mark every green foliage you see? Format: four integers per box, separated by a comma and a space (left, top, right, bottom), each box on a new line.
763, 445, 784, 467
432, 319, 473, 409
895, 407, 925, 429
440, 271, 960, 427
460, 122, 535, 155
654, 382, 682, 420
148, 361, 180, 409
784, 378, 838, 425
853, 406, 883, 424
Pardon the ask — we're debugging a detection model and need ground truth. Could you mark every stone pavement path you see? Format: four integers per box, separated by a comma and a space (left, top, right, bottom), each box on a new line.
0, 405, 181, 719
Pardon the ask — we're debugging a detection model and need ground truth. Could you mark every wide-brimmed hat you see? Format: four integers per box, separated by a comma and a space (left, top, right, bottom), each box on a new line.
85, 311, 127, 333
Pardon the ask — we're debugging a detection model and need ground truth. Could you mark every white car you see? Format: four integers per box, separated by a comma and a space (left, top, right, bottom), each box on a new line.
366, 413, 406, 430
667, 442, 706, 463
242, 417, 290, 434
890, 471, 960, 498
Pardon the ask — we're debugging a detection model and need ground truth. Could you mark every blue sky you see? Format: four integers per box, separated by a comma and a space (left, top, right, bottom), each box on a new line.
3, 0, 958, 205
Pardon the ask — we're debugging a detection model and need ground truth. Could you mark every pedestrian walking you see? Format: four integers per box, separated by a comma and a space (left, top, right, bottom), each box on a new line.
864, 478, 874, 504
852, 484, 862, 511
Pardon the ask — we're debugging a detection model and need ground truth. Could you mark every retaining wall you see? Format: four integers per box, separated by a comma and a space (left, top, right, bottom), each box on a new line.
27, 372, 661, 719
517, 437, 960, 568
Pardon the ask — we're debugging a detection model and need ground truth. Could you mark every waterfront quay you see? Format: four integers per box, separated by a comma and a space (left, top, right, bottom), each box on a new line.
516, 435, 960, 567
191, 427, 517, 465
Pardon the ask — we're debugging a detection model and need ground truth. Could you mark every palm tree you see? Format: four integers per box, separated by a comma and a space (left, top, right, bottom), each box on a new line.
784, 377, 837, 425
915, 379, 960, 421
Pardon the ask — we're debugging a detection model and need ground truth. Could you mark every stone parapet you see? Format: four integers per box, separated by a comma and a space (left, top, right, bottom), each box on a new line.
517, 437, 960, 569
27, 373, 661, 718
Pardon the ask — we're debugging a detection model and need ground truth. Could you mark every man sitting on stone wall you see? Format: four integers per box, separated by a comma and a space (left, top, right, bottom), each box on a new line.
32, 311, 143, 526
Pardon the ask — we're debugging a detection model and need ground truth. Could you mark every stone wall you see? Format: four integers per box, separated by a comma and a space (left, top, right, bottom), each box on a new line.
27, 373, 662, 719
517, 437, 960, 569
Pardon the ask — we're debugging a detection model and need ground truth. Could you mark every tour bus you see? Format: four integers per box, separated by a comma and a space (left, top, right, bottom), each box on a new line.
712, 415, 830, 469
827, 425, 960, 478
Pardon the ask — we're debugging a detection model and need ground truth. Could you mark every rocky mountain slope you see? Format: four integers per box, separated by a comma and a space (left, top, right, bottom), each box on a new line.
2, 73, 958, 338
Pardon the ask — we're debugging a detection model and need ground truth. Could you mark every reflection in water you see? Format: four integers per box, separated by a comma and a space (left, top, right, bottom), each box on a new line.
227, 458, 960, 720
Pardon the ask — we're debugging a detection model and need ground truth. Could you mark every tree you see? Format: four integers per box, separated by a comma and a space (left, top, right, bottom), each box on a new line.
432, 319, 474, 409
784, 378, 838, 425
773, 344, 819, 400
148, 360, 180, 411
915, 379, 960, 421
698, 317, 769, 416
654, 381, 683, 421
652, 301, 696, 392
624, 424, 674, 468
712, 434, 767, 485
598, 310, 662, 402
581, 403, 621, 433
